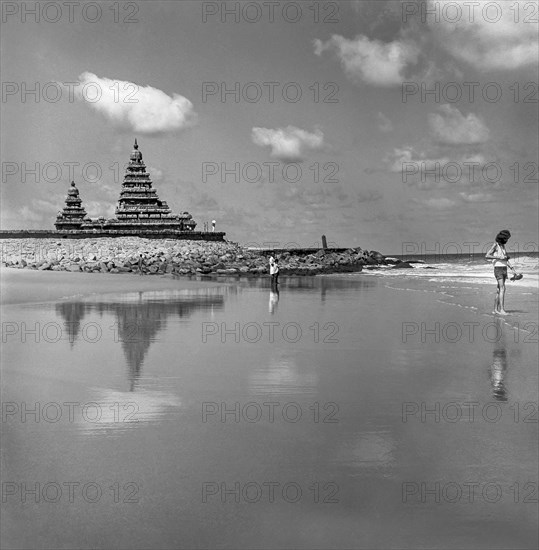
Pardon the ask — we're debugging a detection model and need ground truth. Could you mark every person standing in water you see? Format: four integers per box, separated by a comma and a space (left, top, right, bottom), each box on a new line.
138, 254, 145, 276
485, 230, 513, 315
269, 256, 276, 287
269, 256, 279, 289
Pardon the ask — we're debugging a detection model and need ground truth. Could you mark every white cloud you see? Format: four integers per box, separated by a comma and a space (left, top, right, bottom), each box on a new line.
18, 206, 42, 223
459, 192, 493, 203
418, 197, 456, 209
385, 146, 491, 189
430, 0, 539, 71
85, 201, 116, 218
428, 104, 489, 145
75, 72, 197, 134
148, 166, 164, 182
377, 112, 393, 133
314, 34, 420, 86
251, 126, 325, 162
385, 146, 450, 173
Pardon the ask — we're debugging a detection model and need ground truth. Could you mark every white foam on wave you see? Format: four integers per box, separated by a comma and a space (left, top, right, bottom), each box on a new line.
366, 262, 539, 289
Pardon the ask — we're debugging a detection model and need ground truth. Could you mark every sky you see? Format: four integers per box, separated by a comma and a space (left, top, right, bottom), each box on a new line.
1, 0, 538, 253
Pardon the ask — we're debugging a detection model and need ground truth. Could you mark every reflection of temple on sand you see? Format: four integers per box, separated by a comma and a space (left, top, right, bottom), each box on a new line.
56, 301, 87, 346
55, 289, 225, 391
489, 319, 508, 401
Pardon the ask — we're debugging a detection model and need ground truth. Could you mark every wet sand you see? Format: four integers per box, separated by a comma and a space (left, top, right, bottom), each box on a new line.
0, 267, 226, 305
1, 273, 537, 549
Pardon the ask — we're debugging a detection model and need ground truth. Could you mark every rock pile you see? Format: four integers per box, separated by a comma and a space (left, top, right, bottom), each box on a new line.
0, 238, 398, 276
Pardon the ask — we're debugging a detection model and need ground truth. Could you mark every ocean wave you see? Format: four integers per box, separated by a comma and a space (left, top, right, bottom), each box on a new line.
363, 263, 538, 289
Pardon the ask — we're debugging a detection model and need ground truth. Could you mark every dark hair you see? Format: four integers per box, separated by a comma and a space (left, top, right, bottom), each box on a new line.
495, 230, 511, 244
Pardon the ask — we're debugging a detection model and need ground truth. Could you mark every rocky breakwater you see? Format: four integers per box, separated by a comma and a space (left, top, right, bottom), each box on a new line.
0, 238, 398, 276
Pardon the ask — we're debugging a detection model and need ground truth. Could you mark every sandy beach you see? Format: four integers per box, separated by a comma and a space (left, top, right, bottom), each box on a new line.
0, 267, 226, 306
2, 268, 537, 549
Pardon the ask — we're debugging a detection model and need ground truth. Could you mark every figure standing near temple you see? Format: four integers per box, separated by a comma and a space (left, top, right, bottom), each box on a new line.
212, 220, 216, 232
138, 254, 144, 276
269, 256, 279, 288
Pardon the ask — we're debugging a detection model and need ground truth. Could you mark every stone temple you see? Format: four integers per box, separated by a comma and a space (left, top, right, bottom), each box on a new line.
54, 140, 224, 240
54, 180, 88, 230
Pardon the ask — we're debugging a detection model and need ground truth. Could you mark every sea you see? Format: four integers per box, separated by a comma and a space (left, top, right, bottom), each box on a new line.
1, 253, 538, 549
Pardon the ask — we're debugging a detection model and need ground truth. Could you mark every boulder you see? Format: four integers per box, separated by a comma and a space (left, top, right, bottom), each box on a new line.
370, 251, 385, 263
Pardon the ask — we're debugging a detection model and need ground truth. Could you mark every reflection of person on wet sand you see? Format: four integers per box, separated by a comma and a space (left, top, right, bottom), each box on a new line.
269, 288, 279, 314
489, 319, 508, 401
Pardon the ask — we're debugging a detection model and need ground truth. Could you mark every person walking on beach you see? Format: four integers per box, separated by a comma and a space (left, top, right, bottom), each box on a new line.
274, 258, 280, 287
485, 229, 515, 315
269, 256, 280, 289
138, 254, 144, 276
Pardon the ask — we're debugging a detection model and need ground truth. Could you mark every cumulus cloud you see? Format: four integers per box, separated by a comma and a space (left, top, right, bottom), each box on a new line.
148, 166, 164, 182
459, 192, 493, 203
75, 72, 197, 134
18, 206, 42, 223
251, 126, 325, 162
430, 0, 539, 71
385, 145, 492, 190
85, 201, 116, 218
314, 34, 420, 86
428, 104, 489, 145
416, 197, 456, 209
385, 146, 450, 173
377, 112, 393, 133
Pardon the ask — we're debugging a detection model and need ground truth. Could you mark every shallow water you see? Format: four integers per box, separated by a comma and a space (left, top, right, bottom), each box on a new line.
2, 276, 538, 549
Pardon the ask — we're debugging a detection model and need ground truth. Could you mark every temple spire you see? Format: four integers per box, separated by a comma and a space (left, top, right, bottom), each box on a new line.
114, 139, 196, 230
55, 180, 88, 230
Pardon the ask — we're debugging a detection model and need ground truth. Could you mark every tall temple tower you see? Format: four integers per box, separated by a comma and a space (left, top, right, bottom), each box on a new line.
55, 181, 88, 230
109, 139, 196, 231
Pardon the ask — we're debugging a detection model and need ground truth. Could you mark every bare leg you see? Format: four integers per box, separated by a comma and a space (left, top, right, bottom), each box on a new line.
494, 279, 502, 313
499, 279, 507, 314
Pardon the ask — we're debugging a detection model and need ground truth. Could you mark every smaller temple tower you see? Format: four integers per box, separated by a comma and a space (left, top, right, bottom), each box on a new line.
55, 181, 88, 230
